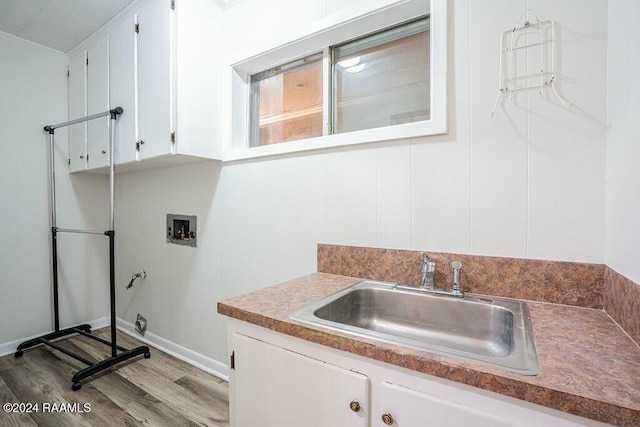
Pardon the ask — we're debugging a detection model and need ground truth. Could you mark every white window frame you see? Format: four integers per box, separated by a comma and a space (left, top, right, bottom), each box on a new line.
225, 0, 447, 161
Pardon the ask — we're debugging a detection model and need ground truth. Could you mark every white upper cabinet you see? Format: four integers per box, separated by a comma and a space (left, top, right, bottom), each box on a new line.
68, 33, 110, 173
109, 12, 137, 165
67, 0, 222, 173
68, 50, 87, 173
86, 34, 110, 169
135, 0, 172, 160
105, 0, 223, 171
173, 0, 222, 160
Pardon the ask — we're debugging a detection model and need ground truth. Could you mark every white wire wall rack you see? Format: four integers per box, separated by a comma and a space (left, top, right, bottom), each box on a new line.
14, 107, 150, 391
491, 9, 573, 117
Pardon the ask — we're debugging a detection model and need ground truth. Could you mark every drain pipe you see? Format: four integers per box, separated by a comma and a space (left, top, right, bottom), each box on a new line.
135, 314, 147, 336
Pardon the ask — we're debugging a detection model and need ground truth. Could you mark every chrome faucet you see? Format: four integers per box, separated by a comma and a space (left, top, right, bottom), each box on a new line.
420, 252, 436, 290
396, 255, 465, 298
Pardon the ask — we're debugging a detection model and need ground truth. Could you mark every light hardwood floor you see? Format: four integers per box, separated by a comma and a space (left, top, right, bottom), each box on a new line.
0, 328, 229, 427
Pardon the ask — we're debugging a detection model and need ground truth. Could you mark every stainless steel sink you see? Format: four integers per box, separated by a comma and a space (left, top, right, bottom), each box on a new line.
290, 281, 539, 375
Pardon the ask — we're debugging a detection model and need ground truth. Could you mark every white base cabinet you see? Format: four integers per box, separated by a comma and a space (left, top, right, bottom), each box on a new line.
378, 381, 515, 427
233, 334, 369, 427
227, 320, 608, 427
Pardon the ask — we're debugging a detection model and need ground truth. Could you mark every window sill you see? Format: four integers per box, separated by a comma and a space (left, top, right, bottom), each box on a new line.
223, 120, 444, 162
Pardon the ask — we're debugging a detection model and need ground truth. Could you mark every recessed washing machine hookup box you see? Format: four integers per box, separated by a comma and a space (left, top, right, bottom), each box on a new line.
166, 214, 197, 247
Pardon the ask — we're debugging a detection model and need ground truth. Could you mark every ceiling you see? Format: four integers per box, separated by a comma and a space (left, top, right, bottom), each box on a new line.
0, 0, 238, 53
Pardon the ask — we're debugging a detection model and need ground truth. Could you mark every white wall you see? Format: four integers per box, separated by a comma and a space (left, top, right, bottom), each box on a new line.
0, 33, 110, 353
115, 162, 223, 365
114, 0, 608, 372
605, 0, 640, 284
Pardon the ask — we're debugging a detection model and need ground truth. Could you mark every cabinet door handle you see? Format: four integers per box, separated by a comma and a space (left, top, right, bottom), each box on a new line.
79, 155, 85, 159
381, 413, 394, 425
349, 401, 360, 413
101, 150, 106, 154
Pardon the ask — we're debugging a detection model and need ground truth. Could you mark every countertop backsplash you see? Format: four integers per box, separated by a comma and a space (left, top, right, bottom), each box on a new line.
317, 243, 639, 346
317, 244, 604, 308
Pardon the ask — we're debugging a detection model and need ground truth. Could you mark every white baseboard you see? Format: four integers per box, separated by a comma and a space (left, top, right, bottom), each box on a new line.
0, 317, 110, 358
116, 318, 229, 381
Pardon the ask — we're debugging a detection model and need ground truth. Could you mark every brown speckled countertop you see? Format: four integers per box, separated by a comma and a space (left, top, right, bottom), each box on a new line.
218, 273, 640, 426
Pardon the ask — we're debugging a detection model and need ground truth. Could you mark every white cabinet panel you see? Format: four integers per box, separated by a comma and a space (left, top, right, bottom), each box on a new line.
227, 322, 608, 427
79, 0, 221, 172
68, 50, 86, 172
87, 34, 110, 169
233, 333, 369, 427
68, 33, 110, 172
109, 13, 137, 165
136, 0, 172, 160
378, 381, 518, 427
174, 0, 222, 159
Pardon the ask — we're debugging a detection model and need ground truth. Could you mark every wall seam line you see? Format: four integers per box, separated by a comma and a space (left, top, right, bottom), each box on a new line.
467, 0, 473, 253
525, 0, 531, 259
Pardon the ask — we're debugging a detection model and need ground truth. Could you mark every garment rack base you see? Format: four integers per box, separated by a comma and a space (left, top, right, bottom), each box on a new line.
15, 325, 150, 391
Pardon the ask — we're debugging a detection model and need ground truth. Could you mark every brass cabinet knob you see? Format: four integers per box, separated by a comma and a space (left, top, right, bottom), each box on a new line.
349, 401, 360, 413
381, 412, 394, 425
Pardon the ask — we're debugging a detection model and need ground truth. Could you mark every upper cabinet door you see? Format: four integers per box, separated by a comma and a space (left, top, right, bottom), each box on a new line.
87, 33, 110, 169
109, 13, 137, 165
136, 0, 173, 160
68, 50, 87, 173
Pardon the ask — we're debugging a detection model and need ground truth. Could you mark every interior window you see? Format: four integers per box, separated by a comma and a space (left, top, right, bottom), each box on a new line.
250, 53, 324, 147
333, 17, 430, 134
239, 11, 439, 156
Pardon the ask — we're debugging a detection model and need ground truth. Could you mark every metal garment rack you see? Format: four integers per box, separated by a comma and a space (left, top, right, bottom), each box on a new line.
15, 107, 150, 391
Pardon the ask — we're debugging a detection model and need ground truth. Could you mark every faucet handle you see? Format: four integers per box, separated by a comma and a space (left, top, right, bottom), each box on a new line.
420, 252, 435, 272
